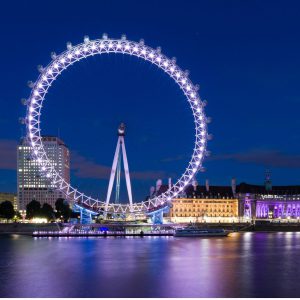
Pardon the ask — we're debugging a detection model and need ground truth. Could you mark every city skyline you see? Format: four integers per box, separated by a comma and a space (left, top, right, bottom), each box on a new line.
0, 0, 300, 202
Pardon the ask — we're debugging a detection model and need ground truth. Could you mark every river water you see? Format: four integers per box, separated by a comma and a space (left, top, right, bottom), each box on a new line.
0, 232, 300, 297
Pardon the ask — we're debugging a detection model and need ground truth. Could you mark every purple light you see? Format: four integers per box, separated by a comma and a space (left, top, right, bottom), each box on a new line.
255, 200, 300, 219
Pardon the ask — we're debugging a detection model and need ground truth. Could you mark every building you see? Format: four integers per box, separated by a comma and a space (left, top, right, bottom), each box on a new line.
168, 197, 239, 223
148, 179, 239, 223
150, 177, 300, 223
168, 182, 239, 223
0, 192, 17, 210
17, 136, 70, 213
237, 182, 300, 220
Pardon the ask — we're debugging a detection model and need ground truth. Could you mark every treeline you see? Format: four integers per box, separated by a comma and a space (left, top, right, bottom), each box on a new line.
0, 198, 74, 222
26, 198, 73, 222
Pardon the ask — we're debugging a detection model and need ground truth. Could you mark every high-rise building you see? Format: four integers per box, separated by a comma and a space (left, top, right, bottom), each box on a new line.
17, 136, 70, 213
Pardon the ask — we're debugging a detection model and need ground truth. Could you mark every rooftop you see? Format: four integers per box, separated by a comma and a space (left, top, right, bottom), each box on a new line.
20, 136, 67, 147
150, 182, 300, 199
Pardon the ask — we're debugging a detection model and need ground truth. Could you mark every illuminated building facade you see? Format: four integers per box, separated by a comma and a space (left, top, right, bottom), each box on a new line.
168, 197, 239, 223
147, 179, 240, 223
153, 177, 300, 222
167, 182, 239, 222
237, 183, 300, 220
17, 136, 70, 212
0, 192, 18, 210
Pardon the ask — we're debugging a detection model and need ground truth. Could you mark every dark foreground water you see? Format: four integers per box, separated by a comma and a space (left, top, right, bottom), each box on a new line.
1, 232, 300, 297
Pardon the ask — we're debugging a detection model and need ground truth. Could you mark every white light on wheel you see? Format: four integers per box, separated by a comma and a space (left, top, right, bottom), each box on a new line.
24, 37, 208, 216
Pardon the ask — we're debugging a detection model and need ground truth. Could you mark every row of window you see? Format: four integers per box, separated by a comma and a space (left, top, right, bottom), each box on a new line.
174, 200, 237, 204
173, 208, 234, 213
171, 213, 236, 217
173, 204, 236, 208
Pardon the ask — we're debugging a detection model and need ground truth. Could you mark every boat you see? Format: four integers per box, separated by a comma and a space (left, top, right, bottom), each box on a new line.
174, 226, 229, 237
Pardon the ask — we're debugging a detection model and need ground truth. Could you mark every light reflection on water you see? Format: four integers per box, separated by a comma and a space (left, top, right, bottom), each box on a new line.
0, 232, 300, 297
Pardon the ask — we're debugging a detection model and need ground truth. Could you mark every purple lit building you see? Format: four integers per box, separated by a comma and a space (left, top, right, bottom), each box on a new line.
149, 176, 300, 221
237, 183, 300, 220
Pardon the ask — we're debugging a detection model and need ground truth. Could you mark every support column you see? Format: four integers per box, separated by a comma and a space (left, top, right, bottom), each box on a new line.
80, 208, 92, 224
151, 210, 164, 225
265, 205, 269, 218
105, 123, 134, 217
256, 203, 261, 218
105, 138, 121, 212
73, 204, 96, 224
148, 206, 170, 225
120, 136, 133, 212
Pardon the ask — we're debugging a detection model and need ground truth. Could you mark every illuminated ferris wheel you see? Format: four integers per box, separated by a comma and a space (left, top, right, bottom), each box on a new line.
22, 34, 211, 218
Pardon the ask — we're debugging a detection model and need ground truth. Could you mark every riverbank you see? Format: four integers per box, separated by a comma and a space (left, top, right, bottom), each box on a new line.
2, 221, 300, 235
0, 223, 60, 235
204, 222, 300, 232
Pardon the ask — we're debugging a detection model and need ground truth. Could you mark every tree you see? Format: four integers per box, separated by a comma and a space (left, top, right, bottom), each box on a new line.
0, 201, 15, 221
13, 210, 22, 222
55, 198, 72, 222
41, 203, 55, 221
26, 200, 41, 219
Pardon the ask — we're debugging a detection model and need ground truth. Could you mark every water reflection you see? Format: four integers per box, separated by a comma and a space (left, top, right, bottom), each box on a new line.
0, 233, 300, 297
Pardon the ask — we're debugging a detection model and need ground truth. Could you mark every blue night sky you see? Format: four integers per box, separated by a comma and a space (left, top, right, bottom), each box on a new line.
0, 0, 300, 202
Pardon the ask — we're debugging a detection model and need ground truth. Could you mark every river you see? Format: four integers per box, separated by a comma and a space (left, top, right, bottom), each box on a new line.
0, 232, 299, 297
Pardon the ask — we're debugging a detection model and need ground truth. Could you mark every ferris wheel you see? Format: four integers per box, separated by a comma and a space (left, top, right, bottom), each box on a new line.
23, 34, 211, 217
